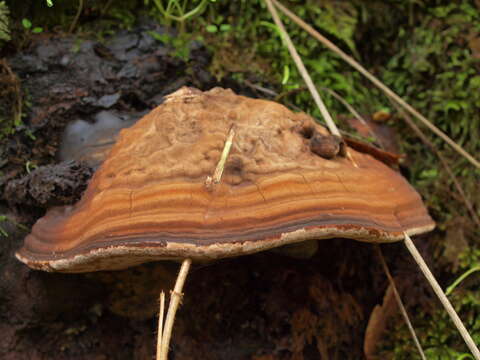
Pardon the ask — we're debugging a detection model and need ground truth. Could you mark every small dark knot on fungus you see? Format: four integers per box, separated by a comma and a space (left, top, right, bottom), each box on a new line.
309, 133, 343, 159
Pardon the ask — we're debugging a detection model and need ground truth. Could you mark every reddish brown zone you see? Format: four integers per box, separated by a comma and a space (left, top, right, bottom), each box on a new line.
344, 137, 403, 167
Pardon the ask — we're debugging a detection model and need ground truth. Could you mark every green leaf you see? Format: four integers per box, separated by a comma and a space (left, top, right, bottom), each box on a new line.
147, 30, 171, 44
206, 24, 217, 33
281, 65, 290, 85
470, 76, 480, 89
419, 168, 438, 179
443, 100, 461, 112
219, 24, 231, 32
32, 27, 43, 33
22, 18, 32, 29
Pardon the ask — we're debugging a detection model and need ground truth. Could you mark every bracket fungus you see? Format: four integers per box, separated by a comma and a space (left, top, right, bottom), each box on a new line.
17, 87, 435, 273
16, 87, 437, 360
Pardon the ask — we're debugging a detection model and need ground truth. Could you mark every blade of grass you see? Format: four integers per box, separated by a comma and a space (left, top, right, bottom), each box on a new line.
446, 266, 480, 296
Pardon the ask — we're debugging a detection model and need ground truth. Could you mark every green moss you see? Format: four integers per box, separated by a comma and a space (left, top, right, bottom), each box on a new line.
0, 1, 10, 41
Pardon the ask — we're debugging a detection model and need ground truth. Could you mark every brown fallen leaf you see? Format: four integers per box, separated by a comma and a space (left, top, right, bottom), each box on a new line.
364, 284, 397, 359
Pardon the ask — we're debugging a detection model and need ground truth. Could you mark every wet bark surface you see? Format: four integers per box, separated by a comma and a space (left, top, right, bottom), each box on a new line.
0, 22, 432, 360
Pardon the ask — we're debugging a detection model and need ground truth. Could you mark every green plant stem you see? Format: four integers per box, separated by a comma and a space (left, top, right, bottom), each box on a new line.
69, 0, 83, 33
179, 0, 209, 21
153, 0, 209, 23
446, 266, 480, 296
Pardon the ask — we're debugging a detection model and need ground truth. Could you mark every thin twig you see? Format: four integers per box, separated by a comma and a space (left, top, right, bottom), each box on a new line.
244, 80, 278, 97
390, 100, 480, 228
159, 258, 192, 360
263, 0, 340, 137
69, 0, 84, 33
213, 125, 235, 183
403, 232, 480, 360
206, 125, 236, 188
156, 291, 165, 359
242, 80, 303, 110
374, 245, 426, 360
272, 0, 480, 169
274, 86, 307, 103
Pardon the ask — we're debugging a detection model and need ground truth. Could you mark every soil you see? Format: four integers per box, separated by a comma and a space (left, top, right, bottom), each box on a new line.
0, 21, 434, 360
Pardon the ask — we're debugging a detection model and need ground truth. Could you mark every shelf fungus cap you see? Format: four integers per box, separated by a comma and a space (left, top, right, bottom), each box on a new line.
16, 87, 435, 273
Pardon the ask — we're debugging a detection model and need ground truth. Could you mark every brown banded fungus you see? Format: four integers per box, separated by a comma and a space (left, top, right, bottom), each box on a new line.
16, 87, 435, 273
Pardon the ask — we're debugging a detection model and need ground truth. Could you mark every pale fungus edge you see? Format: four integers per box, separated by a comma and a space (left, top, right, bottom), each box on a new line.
15, 223, 435, 273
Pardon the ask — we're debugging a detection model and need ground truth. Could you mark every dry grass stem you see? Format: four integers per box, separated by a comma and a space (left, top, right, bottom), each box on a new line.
319, 87, 368, 125
159, 258, 192, 360
319, 87, 387, 153
213, 125, 236, 183
156, 291, 165, 360
264, 0, 341, 138
345, 149, 359, 168
244, 79, 278, 97
206, 125, 236, 188
272, 0, 480, 169
375, 245, 426, 360
403, 233, 480, 360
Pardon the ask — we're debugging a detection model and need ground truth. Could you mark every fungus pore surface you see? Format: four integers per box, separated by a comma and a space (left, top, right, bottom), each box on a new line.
17, 87, 435, 272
